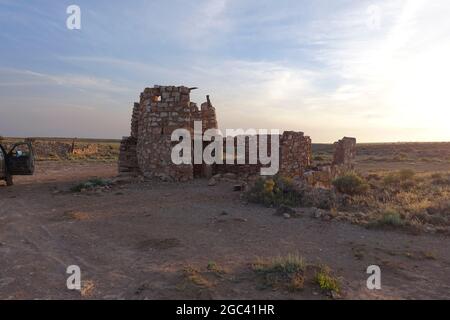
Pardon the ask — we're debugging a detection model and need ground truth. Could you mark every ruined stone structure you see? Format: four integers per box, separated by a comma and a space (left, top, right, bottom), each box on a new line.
214, 132, 311, 178
303, 138, 357, 188
333, 137, 357, 167
119, 85, 219, 181
119, 85, 356, 185
118, 137, 139, 174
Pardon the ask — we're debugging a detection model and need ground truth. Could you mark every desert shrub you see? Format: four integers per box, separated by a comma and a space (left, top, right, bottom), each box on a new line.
245, 176, 301, 207
313, 155, 324, 161
431, 173, 442, 179
332, 172, 369, 196
313, 188, 337, 210
206, 261, 226, 274
383, 169, 416, 187
427, 200, 450, 217
398, 169, 415, 180
383, 173, 401, 185
399, 179, 417, 190
252, 254, 306, 291
366, 173, 381, 181
182, 266, 213, 288
431, 173, 450, 186
368, 210, 404, 228
314, 266, 340, 293
400, 193, 432, 215
71, 178, 111, 192
393, 154, 408, 161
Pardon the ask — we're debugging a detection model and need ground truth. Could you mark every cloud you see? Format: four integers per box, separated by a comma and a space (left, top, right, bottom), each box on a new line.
0, 68, 133, 93
179, 0, 231, 48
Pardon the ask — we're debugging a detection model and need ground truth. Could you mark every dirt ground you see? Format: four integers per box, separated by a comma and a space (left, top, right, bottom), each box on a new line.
0, 161, 449, 300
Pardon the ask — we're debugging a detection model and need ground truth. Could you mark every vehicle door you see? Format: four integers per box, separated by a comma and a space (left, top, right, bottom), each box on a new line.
7, 142, 35, 175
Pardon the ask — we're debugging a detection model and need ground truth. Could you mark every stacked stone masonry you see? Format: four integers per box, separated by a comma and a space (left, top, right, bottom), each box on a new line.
333, 137, 357, 166
118, 85, 356, 186
118, 137, 139, 174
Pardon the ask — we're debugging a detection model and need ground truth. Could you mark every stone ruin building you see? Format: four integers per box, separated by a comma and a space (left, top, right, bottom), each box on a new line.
119, 85, 356, 187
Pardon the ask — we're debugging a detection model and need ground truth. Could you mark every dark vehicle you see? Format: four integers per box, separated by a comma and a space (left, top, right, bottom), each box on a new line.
0, 141, 35, 186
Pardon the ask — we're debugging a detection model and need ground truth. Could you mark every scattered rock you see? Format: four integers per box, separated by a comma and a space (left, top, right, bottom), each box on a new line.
223, 173, 237, 180
208, 177, 217, 186
275, 205, 296, 216
312, 208, 326, 219
331, 291, 341, 300
283, 213, 291, 219
425, 226, 437, 233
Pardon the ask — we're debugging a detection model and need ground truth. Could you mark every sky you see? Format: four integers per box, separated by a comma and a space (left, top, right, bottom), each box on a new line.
0, 0, 449, 143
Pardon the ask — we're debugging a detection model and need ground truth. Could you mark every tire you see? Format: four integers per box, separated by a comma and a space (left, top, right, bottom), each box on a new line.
5, 173, 13, 186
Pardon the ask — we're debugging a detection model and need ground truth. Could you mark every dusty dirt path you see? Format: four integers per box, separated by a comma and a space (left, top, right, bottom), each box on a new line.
0, 162, 449, 299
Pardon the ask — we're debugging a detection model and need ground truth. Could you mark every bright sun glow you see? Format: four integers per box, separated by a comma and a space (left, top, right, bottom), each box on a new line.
388, 44, 450, 138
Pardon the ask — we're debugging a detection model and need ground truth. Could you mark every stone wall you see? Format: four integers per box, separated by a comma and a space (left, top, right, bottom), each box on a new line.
279, 131, 312, 177
33, 141, 73, 159
118, 136, 139, 174
333, 137, 356, 167
214, 132, 312, 178
118, 102, 142, 175
131, 102, 140, 139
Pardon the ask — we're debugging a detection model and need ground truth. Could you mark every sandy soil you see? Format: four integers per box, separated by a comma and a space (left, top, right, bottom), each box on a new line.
0, 162, 449, 300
